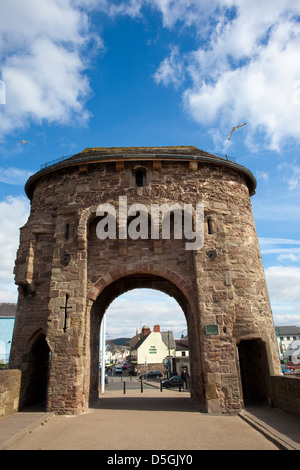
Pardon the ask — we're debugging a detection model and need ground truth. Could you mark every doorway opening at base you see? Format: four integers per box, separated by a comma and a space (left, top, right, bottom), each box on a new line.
20, 331, 50, 411
237, 338, 271, 407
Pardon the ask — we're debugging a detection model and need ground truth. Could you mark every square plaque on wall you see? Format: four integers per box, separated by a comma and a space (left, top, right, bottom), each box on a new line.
205, 324, 219, 335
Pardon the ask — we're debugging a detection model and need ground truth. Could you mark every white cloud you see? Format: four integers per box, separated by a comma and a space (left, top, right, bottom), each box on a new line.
72, 0, 144, 18
3, 0, 299, 152
0, 196, 30, 302
152, 1, 300, 151
259, 238, 300, 245
106, 289, 187, 339
149, 0, 221, 29
0, 167, 32, 185
261, 247, 300, 255
277, 161, 300, 190
0, 0, 102, 139
274, 313, 300, 326
252, 201, 300, 221
256, 171, 269, 182
265, 266, 300, 318
259, 238, 300, 323
259, 238, 300, 263
278, 254, 300, 262
153, 46, 185, 88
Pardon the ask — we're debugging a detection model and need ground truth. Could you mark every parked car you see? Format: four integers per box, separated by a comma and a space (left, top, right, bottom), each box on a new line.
281, 365, 294, 374
139, 370, 163, 380
115, 366, 123, 374
122, 363, 130, 370
161, 375, 183, 388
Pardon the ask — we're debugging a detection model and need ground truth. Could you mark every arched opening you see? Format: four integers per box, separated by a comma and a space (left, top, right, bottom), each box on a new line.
20, 331, 50, 410
88, 273, 204, 408
237, 338, 271, 407
105, 289, 189, 376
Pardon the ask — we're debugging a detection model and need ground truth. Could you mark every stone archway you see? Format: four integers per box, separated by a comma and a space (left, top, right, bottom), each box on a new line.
87, 269, 206, 411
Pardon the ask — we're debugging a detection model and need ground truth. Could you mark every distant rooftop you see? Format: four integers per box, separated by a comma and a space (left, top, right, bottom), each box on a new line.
0, 303, 17, 318
175, 339, 189, 351
131, 329, 175, 350
275, 326, 300, 335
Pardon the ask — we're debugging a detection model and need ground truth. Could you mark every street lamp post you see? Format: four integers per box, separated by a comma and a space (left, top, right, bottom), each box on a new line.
168, 331, 171, 378
100, 314, 106, 393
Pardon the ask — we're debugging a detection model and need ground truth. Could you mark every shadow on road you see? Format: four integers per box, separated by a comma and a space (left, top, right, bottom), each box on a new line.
91, 387, 198, 413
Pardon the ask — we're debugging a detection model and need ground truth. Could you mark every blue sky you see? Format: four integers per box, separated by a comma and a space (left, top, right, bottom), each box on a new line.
0, 1, 300, 339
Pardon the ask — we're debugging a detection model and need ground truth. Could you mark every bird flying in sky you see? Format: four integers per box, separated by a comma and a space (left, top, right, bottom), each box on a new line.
228, 123, 246, 140
18, 140, 29, 143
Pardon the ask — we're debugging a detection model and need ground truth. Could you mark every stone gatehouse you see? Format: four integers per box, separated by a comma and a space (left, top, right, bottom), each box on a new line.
9, 146, 281, 414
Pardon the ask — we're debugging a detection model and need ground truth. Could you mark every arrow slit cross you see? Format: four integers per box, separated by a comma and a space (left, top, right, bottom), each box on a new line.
60, 293, 72, 332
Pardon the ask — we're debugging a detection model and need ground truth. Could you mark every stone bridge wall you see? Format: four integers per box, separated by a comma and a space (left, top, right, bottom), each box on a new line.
271, 375, 300, 418
0, 369, 21, 419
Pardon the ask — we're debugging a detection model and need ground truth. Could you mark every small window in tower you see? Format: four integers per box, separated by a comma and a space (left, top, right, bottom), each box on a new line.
207, 217, 213, 234
65, 223, 70, 240
135, 169, 146, 187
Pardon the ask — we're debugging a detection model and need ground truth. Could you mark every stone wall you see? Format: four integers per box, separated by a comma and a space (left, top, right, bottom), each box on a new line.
271, 375, 300, 418
0, 369, 21, 419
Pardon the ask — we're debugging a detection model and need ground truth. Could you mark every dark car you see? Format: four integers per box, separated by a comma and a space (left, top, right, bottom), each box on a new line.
161, 375, 183, 388
139, 370, 163, 380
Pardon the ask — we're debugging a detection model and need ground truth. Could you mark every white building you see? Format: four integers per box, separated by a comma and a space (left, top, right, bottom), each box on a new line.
172, 337, 190, 375
275, 326, 300, 362
130, 325, 175, 373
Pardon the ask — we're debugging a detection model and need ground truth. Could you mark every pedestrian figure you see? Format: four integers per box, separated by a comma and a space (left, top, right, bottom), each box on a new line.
181, 367, 189, 391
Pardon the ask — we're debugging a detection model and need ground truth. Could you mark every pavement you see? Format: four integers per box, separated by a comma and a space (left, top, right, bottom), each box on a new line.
0, 382, 299, 451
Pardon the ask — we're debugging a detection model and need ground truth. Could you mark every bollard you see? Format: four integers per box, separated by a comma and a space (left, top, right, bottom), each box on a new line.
141, 378, 143, 393
123, 381, 126, 394
160, 379, 163, 392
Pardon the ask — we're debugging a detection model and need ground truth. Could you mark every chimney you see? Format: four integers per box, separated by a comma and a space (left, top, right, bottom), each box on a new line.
142, 326, 151, 336
154, 325, 160, 332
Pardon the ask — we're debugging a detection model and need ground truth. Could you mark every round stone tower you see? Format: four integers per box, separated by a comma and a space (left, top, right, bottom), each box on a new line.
10, 146, 281, 415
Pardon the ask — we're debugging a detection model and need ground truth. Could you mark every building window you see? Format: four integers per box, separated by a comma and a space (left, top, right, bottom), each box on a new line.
207, 217, 213, 234
135, 169, 145, 187
182, 351, 186, 357
65, 224, 70, 240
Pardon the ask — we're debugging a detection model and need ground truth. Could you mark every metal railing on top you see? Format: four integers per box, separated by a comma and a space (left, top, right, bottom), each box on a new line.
40, 154, 75, 169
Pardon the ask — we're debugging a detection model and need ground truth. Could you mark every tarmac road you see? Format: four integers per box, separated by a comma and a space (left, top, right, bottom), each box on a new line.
2, 387, 280, 451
